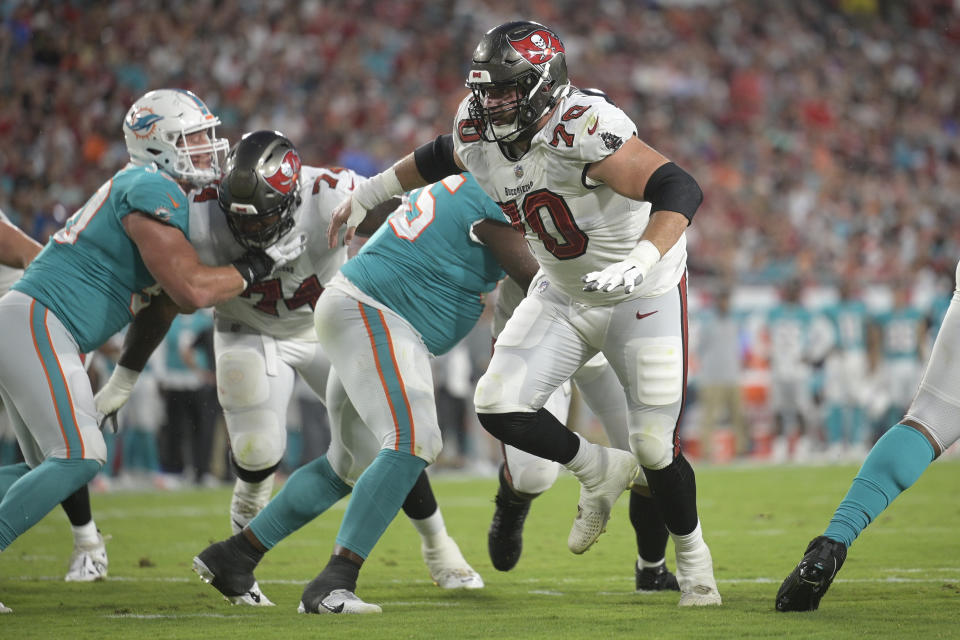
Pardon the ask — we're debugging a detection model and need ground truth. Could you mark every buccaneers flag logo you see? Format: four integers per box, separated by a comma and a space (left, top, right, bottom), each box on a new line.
509, 30, 564, 65
264, 150, 301, 194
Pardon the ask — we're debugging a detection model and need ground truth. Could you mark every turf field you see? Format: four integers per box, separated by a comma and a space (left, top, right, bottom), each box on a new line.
1, 460, 958, 639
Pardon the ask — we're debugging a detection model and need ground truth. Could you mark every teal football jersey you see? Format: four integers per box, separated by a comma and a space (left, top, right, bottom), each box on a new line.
340, 173, 510, 355
14, 163, 190, 352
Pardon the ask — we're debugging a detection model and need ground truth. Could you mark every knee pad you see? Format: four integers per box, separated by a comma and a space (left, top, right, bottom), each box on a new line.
505, 445, 560, 495
628, 411, 678, 470
629, 337, 683, 406
217, 349, 269, 411
228, 410, 285, 472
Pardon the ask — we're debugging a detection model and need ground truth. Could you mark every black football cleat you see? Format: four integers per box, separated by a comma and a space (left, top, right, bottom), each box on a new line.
776, 535, 847, 612
488, 464, 532, 571
635, 562, 680, 592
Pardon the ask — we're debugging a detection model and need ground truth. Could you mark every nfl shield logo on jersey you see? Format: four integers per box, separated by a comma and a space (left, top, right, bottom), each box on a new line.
514, 165, 524, 179
536, 278, 550, 294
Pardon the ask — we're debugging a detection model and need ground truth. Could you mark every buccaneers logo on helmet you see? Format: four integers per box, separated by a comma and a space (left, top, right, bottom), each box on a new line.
264, 150, 301, 195
509, 30, 564, 65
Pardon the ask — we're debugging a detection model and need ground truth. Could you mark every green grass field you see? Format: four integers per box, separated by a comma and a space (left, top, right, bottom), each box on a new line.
2, 460, 958, 639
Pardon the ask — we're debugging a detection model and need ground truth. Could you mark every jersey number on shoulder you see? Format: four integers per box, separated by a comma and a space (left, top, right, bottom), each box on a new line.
53, 180, 112, 245
499, 189, 588, 260
241, 275, 324, 316
390, 175, 466, 241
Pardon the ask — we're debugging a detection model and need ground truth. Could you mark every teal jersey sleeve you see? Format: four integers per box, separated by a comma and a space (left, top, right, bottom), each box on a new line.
13, 164, 190, 352
340, 173, 509, 355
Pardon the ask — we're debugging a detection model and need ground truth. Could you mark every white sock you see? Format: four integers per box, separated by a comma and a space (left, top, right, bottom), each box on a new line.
563, 434, 597, 477
671, 521, 704, 554
639, 556, 667, 570
72, 520, 99, 546
409, 509, 447, 548
234, 475, 275, 504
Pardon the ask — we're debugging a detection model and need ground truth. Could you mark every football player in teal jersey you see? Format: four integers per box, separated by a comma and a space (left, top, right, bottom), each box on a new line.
195, 172, 538, 614
0, 89, 303, 614
0, 210, 115, 585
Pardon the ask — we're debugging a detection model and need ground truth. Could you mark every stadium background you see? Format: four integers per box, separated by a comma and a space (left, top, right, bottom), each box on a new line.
2, 0, 960, 484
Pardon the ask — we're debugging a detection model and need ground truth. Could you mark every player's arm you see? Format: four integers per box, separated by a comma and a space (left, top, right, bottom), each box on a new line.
582, 137, 702, 293
94, 290, 181, 431
0, 218, 42, 268
472, 219, 539, 293
328, 135, 466, 248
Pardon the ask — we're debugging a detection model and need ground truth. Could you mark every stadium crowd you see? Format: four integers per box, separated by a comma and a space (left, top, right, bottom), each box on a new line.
2, 0, 959, 481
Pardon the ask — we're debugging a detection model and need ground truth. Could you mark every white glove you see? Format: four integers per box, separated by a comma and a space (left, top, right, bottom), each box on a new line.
582, 240, 661, 294
94, 365, 140, 433
327, 168, 402, 248
265, 231, 308, 269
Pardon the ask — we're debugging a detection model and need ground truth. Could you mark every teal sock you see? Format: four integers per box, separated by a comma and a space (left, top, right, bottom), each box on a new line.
284, 430, 303, 470
248, 455, 351, 549
335, 449, 427, 559
0, 462, 30, 498
0, 457, 100, 548
825, 424, 934, 548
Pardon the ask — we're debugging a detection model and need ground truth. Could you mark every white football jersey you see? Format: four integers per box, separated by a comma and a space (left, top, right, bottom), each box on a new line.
453, 88, 686, 304
188, 165, 359, 341
0, 208, 24, 297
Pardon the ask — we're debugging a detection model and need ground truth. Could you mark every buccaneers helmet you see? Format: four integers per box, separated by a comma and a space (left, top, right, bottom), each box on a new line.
466, 21, 571, 146
218, 130, 301, 249
123, 88, 228, 188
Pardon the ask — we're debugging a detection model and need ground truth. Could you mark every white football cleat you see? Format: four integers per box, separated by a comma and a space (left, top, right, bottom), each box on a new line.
0, 601, 11, 614
65, 532, 108, 582
298, 589, 382, 614
568, 448, 638, 554
676, 543, 722, 606
421, 536, 484, 589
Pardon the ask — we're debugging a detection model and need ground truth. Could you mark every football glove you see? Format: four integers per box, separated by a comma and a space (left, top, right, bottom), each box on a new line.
582, 240, 661, 294
94, 365, 140, 433
232, 232, 308, 286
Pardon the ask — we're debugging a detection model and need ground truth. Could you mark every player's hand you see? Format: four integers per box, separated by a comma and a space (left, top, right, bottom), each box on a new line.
266, 231, 308, 268
232, 232, 307, 286
328, 195, 361, 249
93, 365, 140, 433
582, 259, 646, 293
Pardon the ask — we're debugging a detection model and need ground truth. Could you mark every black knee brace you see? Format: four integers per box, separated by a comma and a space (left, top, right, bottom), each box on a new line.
231, 454, 281, 484
477, 409, 580, 463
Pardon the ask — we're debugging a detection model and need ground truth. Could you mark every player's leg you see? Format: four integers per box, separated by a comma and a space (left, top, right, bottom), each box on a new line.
214, 330, 294, 534
777, 287, 960, 612
297, 291, 441, 614
603, 277, 719, 606
487, 378, 569, 571
60, 484, 108, 582
573, 354, 678, 591
402, 469, 483, 589
0, 294, 104, 554
475, 288, 638, 555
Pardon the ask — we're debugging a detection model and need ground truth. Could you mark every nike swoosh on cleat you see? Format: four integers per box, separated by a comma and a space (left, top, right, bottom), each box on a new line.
247, 590, 261, 603
636, 311, 658, 320
320, 601, 345, 613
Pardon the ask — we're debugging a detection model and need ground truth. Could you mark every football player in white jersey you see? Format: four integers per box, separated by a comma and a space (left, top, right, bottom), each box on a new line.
488, 275, 679, 592
329, 21, 720, 606
96, 131, 484, 604
0, 211, 112, 585
776, 258, 960, 611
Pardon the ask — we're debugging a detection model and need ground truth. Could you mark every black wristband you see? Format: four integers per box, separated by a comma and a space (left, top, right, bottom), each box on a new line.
642, 162, 703, 222
231, 249, 274, 285
414, 134, 462, 184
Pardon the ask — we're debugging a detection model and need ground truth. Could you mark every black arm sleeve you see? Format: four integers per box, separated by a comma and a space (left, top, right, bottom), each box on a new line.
414, 134, 462, 184
642, 162, 703, 222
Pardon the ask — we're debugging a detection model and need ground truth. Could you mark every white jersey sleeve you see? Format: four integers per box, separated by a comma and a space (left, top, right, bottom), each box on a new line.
0, 208, 25, 297
188, 167, 359, 341
452, 89, 686, 304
